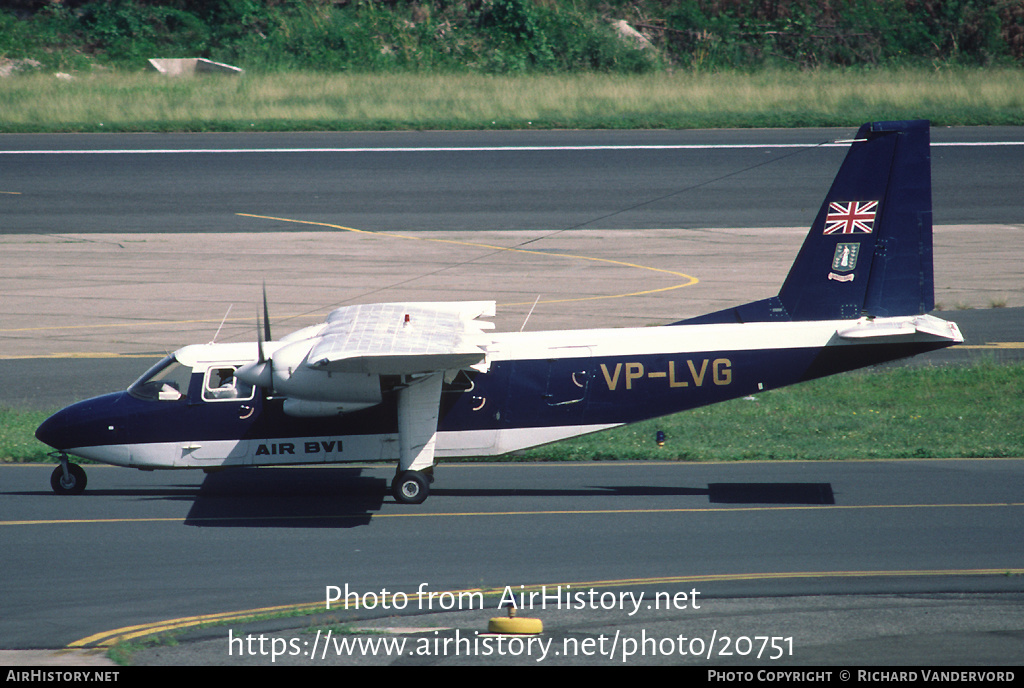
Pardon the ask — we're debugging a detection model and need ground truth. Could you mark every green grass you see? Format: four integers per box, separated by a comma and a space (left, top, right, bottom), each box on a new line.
518, 361, 1024, 462
1, 67, 1023, 133
0, 408, 54, 463
6, 361, 1023, 464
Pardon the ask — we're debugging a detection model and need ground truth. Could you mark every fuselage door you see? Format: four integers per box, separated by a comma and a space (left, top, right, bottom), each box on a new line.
543, 346, 592, 425
544, 360, 590, 407
178, 364, 260, 465
503, 345, 593, 428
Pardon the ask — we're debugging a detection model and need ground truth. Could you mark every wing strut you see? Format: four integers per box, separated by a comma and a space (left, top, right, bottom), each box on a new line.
392, 372, 443, 504
397, 372, 443, 474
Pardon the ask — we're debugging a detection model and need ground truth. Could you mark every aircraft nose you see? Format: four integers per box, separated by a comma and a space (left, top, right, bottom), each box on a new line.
36, 407, 72, 450
35, 392, 129, 451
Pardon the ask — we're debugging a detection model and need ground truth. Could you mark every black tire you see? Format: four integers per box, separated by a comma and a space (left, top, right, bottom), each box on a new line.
392, 471, 429, 504
50, 463, 87, 495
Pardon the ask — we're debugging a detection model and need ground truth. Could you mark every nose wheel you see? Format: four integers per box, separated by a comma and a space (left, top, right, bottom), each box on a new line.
50, 455, 87, 495
392, 470, 430, 504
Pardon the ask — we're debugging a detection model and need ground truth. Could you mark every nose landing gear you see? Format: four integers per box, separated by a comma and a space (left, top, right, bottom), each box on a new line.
50, 453, 87, 495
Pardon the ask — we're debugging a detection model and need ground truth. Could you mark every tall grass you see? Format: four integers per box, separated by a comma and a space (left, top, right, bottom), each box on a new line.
0, 408, 53, 463
1, 67, 1022, 132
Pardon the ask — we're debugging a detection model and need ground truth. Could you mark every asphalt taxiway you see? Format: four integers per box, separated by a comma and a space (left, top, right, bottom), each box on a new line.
2, 459, 1022, 665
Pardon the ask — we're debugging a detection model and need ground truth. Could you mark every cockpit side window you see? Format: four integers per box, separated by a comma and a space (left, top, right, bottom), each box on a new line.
202, 366, 255, 402
128, 356, 193, 401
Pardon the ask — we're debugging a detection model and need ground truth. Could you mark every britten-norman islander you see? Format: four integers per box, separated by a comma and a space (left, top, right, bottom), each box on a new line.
36, 120, 962, 504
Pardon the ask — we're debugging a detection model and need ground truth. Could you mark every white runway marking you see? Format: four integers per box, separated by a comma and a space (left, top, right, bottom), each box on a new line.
1, 142, 1021, 155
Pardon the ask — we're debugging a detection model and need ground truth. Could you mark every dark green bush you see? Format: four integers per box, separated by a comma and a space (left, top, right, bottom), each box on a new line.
660, 0, 1019, 68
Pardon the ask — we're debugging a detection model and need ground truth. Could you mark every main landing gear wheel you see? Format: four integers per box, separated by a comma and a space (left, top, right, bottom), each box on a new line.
392, 471, 429, 504
50, 462, 87, 495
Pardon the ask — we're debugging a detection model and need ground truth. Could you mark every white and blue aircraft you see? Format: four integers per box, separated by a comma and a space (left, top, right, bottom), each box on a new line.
36, 120, 963, 503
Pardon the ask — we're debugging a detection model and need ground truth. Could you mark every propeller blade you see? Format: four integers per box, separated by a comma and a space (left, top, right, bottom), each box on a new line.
262, 282, 272, 343
257, 307, 266, 364
245, 285, 275, 393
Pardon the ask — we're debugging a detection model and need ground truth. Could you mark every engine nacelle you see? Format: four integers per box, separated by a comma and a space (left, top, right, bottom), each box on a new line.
282, 398, 379, 417
235, 338, 383, 409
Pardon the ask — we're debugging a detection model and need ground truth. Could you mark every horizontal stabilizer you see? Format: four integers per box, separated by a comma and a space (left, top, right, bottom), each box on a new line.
835, 314, 963, 342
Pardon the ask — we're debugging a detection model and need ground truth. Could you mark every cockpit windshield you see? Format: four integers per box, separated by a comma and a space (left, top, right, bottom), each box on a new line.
128, 355, 193, 401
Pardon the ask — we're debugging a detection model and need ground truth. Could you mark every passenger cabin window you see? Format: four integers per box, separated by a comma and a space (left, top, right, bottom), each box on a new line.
128, 356, 193, 401
202, 366, 255, 402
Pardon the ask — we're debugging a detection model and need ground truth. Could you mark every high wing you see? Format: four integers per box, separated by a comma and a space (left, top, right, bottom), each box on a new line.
235, 300, 495, 501
307, 301, 495, 375
236, 299, 494, 405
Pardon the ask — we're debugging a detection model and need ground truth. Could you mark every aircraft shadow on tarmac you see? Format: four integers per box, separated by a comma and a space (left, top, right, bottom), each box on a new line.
169, 469, 836, 528
8, 469, 835, 527
708, 482, 835, 504
183, 467, 387, 528
429, 482, 835, 504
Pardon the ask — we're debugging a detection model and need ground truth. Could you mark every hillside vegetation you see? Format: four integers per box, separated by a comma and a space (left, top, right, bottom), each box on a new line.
2, 2, 1022, 131
3, 0, 1023, 74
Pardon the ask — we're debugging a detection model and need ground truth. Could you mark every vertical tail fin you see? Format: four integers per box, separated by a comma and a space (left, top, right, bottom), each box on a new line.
683, 120, 933, 325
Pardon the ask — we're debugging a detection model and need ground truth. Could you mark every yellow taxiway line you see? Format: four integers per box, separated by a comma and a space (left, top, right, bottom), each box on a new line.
4, 500, 1023, 528
236, 213, 700, 305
